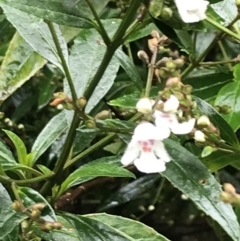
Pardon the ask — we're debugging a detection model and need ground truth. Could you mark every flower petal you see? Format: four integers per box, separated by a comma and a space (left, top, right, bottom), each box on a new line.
154, 141, 171, 163
121, 140, 140, 166
170, 118, 195, 135
163, 95, 179, 113
134, 153, 166, 173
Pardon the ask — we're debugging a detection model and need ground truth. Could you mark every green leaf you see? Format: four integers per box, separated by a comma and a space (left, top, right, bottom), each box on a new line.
114, 49, 142, 91
18, 187, 56, 222
0, 183, 11, 210
66, 20, 120, 113
174, 30, 194, 54
0, 32, 46, 103
31, 111, 68, 164
61, 213, 137, 241
202, 150, 240, 172
0, 208, 25, 239
215, 81, 240, 131
0, 0, 110, 28
163, 139, 240, 241
195, 97, 239, 147
88, 213, 170, 241
60, 156, 135, 195
3, 130, 28, 166
0, 139, 18, 170
99, 175, 160, 211
2, 225, 19, 241
1, 4, 68, 70
183, 72, 232, 100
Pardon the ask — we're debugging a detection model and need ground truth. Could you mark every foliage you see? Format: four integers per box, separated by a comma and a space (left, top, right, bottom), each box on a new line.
0, 0, 240, 240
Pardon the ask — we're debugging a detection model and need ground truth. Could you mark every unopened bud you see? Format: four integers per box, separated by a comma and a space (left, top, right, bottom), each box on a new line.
148, 205, 155, 211
31, 203, 46, 211
21, 220, 29, 230
31, 209, 41, 219
194, 130, 206, 142
85, 120, 96, 129
236, 0, 240, 7
148, 38, 158, 51
52, 222, 63, 230
166, 77, 181, 88
4, 118, 11, 124
220, 191, 232, 203
137, 50, 149, 64
158, 69, 168, 78
201, 146, 214, 158
18, 124, 24, 129
174, 58, 184, 68
95, 110, 111, 120
223, 183, 236, 195
220, 104, 231, 114
161, 7, 173, 20
163, 95, 179, 113
53, 92, 67, 100
57, 104, 64, 110
197, 115, 211, 127
151, 30, 160, 39
76, 97, 87, 109
165, 60, 176, 72
182, 85, 193, 94
0, 112, 4, 119
136, 98, 153, 114
12, 200, 22, 212
40, 222, 54, 231
62, 102, 74, 110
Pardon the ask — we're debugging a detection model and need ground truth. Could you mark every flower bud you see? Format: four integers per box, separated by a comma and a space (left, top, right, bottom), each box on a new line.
4, 118, 11, 124
182, 85, 193, 94
31, 203, 46, 211
236, 0, 240, 7
136, 98, 153, 114
30, 209, 41, 219
21, 220, 29, 230
165, 60, 176, 72
76, 97, 87, 109
52, 222, 63, 230
12, 200, 22, 212
161, 7, 173, 20
220, 191, 232, 203
174, 58, 184, 68
158, 69, 168, 78
201, 146, 214, 158
223, 183, 236, 195
85, 120, 96, 129
0, 112, 4, 119
137, 50, 149, 64
148, 38, 158, 51
62, 102, 74, 110
57, 104, 64, 110
194, 130, 206, 142
95, 110, 111, 120
40, 222, 54, 231
148, 205, 155, 211
165, 77, 181, 88
151, 30, 160, 39
220, 104, 231, 114
197, 115, 211, 127
18, 124, 24, 129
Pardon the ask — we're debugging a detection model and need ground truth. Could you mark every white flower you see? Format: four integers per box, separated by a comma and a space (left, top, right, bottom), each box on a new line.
174, 0, 209, 23
136, 98, 153, 114
163, 95, 179, 113
121, 122, 171, 173
194, 130, 206, 142
197, 115, 210, 127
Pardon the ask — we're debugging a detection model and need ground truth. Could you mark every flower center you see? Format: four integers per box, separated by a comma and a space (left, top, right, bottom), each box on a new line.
139, 140, 154, 153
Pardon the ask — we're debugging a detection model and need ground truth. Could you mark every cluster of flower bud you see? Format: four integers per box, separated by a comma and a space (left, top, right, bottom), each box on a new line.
220, 183, 240, 205
2, 116, 25, 130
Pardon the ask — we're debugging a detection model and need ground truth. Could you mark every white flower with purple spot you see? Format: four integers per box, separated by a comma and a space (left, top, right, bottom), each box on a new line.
121, 122, 171, 173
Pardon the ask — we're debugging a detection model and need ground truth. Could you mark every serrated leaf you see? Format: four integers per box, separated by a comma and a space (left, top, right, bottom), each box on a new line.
99, 175, 160, 211
18, 187, 56, 222
0, 0, 110, 28
0, 32, 46, 103
3, 130, 28, 166
88, 213, 170, 241
66, 20, 120, 113
1, 4, 68, 71
163, 139, 240, 241
60, 156, 135, 196
31, 111, 68, 164
195, 97, 239, 147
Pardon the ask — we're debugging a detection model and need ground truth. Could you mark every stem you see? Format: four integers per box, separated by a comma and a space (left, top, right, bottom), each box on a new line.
112, 0, 142, 43
152, 177, 165, 206
218, 41, 232, 71
181, 15, 240, 78
199, 59, 238, 66
145, 46, 158, 97
47, 21, 78, 101
85, 0, 111, 46
40, 113, 80, 195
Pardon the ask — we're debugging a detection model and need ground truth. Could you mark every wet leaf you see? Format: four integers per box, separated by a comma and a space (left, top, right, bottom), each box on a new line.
163, 139, 240, 241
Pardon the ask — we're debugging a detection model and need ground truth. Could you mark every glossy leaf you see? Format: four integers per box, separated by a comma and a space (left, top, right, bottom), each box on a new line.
0, 183, 11, 210
1, 4, 68, 70
215, 82, 240, 132
0, 208, 25, 239
66, 20, 120, 113
195, 97, 239, 147
163, 139, 240, 241
202, 151, 240, 172
0, 32, 46, 103
31, 111, 68, 164
99, 174, 160, 211
18, 187, 56, 222
3, 130, 28, 166
60, 156, 135, 195
114, 49, 143, 91
183, 72, 232, 100
0, 139, 18, 170
61, 213, 137, 241
88, 213, 170, 241
0, 0, 110, 28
